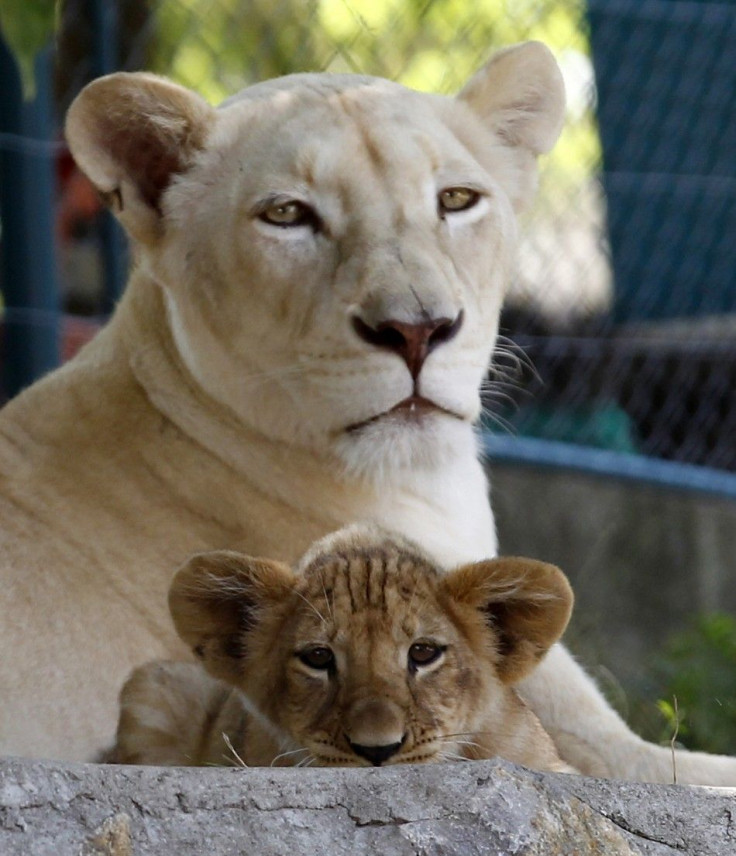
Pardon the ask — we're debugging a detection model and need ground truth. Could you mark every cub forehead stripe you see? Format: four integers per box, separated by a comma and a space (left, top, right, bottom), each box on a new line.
303, 547, 438, 615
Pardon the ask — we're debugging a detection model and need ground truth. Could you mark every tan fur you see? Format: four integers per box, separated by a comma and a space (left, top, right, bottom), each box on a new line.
3, 42, 734, 786
112, 527, 575, 773
0, 42, 565, 761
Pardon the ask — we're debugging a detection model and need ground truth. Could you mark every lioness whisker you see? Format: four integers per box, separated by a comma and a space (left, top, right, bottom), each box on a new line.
492, 335, 539, 380
480, 383, 525, 410
478, 405, 518, 436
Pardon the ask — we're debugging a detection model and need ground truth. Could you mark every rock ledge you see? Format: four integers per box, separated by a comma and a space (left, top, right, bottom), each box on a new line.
1, 757, 734, 855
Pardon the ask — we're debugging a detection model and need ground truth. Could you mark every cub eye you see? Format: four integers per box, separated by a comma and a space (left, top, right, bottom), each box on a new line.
438, 187, 480, 215
298, 645, 335, 670
408, 641, 445, 668
259, 199, 319, 229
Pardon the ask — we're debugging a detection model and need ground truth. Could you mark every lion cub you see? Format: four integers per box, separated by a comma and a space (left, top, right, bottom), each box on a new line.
111, 526, 575, 772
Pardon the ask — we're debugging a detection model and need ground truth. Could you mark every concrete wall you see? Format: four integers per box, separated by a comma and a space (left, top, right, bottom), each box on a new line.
489, 462, 736, 698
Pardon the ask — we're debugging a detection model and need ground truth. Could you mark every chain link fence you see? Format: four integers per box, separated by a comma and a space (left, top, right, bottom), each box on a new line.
4, 0, 736, 473
490, 0, 736, 475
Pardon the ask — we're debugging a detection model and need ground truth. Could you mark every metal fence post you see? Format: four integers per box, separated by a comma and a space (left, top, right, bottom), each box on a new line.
89, 0, 127, 313
0, 35, 60, 399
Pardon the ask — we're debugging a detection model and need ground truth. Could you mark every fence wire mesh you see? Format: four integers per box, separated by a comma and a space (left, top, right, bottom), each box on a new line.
3, 0, 736, 472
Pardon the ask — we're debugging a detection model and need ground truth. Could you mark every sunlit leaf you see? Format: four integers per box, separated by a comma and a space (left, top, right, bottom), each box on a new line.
0, 0, 57, 98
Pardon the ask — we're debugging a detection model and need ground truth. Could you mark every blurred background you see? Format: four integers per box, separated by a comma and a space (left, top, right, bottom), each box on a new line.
1, 0, 735, 758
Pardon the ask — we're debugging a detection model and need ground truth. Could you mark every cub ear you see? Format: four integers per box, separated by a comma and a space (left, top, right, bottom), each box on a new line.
442, 557, 573, 684
168, 550, 296, 684
65, 72, 215, 244
458, 41, 566, 157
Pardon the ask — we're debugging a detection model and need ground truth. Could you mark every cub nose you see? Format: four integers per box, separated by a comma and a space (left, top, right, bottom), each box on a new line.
351, 311, 464, 379
348, 736, 406, 767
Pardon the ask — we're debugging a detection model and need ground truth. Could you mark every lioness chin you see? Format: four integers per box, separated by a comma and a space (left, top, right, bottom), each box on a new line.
111, 526, 576, 774
0, 41, 734, 785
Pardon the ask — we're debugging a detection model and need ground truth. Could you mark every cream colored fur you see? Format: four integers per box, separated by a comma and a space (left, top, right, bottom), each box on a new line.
111, 526, 576, 774
0, 42, 733, 784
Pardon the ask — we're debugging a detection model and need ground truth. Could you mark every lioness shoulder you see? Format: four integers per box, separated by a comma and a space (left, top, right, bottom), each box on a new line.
112, 526, 575, 773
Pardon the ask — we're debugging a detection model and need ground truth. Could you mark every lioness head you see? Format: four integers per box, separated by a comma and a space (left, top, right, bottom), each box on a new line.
65, 44, 565, 480
169, 525, 573, 767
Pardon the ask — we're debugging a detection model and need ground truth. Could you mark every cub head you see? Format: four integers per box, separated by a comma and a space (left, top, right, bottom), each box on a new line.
65, 44, 565, 480
169, 526, 573, 766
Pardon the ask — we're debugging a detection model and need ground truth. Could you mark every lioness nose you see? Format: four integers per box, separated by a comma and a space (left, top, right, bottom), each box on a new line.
348, 736, 406, 766
352, 312, 464, 379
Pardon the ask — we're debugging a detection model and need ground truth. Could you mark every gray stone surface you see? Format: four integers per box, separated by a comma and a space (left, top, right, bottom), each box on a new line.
1, 757, 735, 855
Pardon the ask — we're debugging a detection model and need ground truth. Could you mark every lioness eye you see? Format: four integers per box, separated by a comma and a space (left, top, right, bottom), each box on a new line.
259, 200, 318, 229
408, 642, 444, 668
298, 646, 335, 670
438, 187, 480, 215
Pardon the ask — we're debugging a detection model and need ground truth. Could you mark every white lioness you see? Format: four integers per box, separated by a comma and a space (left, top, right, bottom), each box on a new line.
0, 42, 734, 783
111, 526, 576, 773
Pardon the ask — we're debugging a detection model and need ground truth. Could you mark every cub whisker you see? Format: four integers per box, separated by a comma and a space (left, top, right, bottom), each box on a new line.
442, 737, 484, 751
438, 750, 473, 763
270, 746, 311, 767
293, 589, 328, 626
222, 732, 248, 768
317, 570, 334, 624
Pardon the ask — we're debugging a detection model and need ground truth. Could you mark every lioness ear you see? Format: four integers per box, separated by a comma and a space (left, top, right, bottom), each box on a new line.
65, 72, 215, 244
442, 557, 573, 684
169, 550, 295, 684
458, 41, 566, 157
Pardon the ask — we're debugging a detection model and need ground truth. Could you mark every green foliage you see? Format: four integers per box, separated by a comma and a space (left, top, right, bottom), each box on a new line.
153, 0, 325, 102
653, 614, 736, 756
152, 0, 597, 190
0, 0, 57, 97
155, 0, 590, 99
1, 0, 599, 189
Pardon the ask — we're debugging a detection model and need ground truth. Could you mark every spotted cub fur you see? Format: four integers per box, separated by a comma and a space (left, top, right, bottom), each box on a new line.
111, 525, 575, 771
